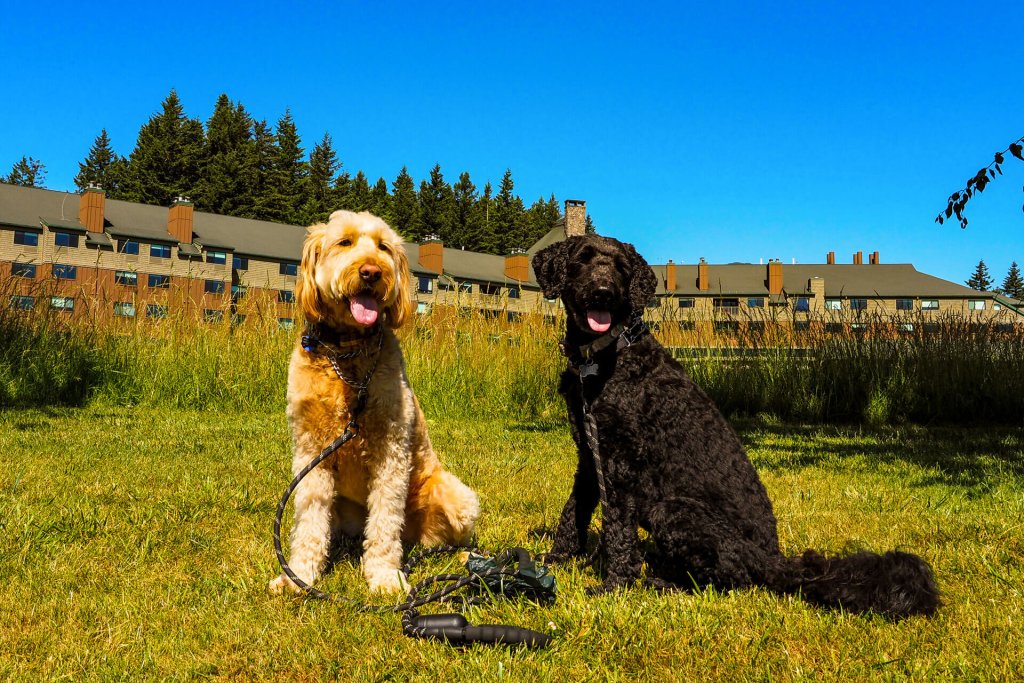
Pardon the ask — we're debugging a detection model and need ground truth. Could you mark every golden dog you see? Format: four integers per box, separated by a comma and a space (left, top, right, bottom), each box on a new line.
269, 210, 479, 594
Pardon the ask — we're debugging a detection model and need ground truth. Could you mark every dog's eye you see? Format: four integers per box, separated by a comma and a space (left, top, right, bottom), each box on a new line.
578, 246, 595, 262
378, 242, 390, 253
338, 238, 352, 247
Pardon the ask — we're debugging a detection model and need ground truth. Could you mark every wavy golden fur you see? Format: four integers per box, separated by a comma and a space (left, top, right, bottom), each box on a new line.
269, 210, 479, 594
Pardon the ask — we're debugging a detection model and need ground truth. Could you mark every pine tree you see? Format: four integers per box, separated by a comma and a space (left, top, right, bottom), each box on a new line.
269, 109, 308, 224
451, 171, 479, 249
966, 260, 993, 291
524, 194, 561, 247
198, 94, 257, 217
470, 181, 494, 253
370, 177, 392, 223
122, 89, 206, 207
585, 214, 597, 235
491, 169, 525, 254
419, 164, 455, 243
250, 119, 279, 221
302, 132, 342, 224
390, 167, 422, 240
74, 129, 123, 194
1001, 261, 1024, 300
346, 171, 371, 212
4, 156, 47, 187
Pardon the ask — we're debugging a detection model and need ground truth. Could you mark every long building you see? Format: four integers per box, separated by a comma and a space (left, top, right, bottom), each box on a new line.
1, 183, 1020, 332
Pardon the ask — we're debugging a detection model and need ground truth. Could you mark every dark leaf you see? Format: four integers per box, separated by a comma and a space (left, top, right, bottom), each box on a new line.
989, 169, 996, 179
995, 152, 1005, 164
946, 205, 954, 218
996, 164, 1002, 175
936, 215, 944, 225
1010, 143, 1024, 160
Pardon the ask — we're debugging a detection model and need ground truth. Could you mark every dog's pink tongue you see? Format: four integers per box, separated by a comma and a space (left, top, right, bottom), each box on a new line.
349, 294, 379, 326
587, 309, 612, 333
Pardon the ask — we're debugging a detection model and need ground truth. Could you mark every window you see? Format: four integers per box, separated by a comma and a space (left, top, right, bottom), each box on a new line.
53, 264, 77, 280
896, 298, 914, 311
118, 239, 139, 255
278, 290, 295, 304
850, 298, 868, 311
204, 280, 225, 295
206, 250, 227, 265
968, 299, 986, 311
151, 244, 171, 259
898, 323, 914, 333
14, 230, 39, 246
233, 255, 248, 270
480, 283, 502, 296
11, 262, 36, 278
994, 303, 1002, 311
146, 304, 168, 319
678, 321, 695, 331
231, 313, 247, 326
793, 320, 810, 331
508, 287, 520, 299
115, 270, 137, 286
10, 295, 34, 310
50, 296, 74, 312
148, 274, 170, 289
825, 322, 845, 333
678, 297, 695, 309
712, 297, 740, 314
231, 284, 247, 301
54, 232, 79, 248
646, 297, 659, 309
793, 297, 810, 312
921, 299, 939, 310
850, 322, 868, 332
438, 279, 455, 291
113, 302, 136, 318
204, 309, 224, 323
748, 320, 765, 333
278, 317, 294, 330
825, 298, 842, 310
747, 297, 764, 309
417, 276, 434, 294
416, 302, 430, 315
280, 262, 299, 276
459, 282, 473, 294
714, 320, 739, 333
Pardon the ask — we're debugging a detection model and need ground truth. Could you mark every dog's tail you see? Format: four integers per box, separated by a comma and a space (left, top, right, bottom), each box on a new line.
768, 549, 939, 620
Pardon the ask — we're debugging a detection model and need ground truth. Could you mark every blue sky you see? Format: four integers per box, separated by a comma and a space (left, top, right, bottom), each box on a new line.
2, 1, 1023, 285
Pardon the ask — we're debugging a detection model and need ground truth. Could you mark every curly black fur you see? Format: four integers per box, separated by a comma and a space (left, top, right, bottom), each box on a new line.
533, 235, 939, 620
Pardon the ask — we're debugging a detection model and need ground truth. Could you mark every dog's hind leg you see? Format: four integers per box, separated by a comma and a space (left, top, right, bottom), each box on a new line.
405, 469, 480, 546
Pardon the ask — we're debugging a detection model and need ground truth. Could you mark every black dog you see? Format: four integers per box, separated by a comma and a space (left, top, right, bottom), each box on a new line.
533, 235, 939, 619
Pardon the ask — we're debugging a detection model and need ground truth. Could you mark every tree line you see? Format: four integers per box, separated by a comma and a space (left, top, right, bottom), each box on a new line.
966, 260, 1023, 299
5, 90, 587, 255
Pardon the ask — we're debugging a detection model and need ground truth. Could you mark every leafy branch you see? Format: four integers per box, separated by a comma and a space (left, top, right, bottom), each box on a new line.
936, 134, 1024, 228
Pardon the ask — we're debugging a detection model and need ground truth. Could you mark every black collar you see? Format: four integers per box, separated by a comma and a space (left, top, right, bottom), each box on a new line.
302, 322, 382, 357
560, 311, 649, 372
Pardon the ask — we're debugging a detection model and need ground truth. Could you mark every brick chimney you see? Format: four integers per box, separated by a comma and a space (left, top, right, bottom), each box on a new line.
767, 259, 783, 295
564, 199, 586, 237
869, 251, 880, 265
504, 248, 529, 282
826, 251, 835, 265
665, 260, 677, 291
697, 258, 709, 291
168, 196, 195, 243
853, 251, 863, 265
418, 234, 443, 274
78, 184, 105, 233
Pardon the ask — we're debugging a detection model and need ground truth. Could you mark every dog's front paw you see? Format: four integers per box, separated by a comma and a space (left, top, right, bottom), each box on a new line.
364, 567, 409, 594
268, 573, 303, 595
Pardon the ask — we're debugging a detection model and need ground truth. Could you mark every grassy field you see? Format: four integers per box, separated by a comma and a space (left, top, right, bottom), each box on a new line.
2, 407, 1022, 681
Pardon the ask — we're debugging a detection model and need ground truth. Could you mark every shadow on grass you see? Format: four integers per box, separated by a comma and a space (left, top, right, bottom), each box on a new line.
736, 419, 1024, 494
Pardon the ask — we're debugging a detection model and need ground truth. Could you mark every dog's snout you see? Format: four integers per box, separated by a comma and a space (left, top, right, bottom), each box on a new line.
591, 285, 615, 307
359, 263, 382, 283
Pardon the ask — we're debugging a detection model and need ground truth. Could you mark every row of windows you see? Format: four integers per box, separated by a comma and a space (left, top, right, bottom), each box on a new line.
9, 295, 293, 327
670, 296, 988, 311
416, 276, 521, 298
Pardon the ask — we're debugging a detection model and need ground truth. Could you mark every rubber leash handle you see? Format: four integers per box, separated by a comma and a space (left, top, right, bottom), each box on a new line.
410, 614, 551, 648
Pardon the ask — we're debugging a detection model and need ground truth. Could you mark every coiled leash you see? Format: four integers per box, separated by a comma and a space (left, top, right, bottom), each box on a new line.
272, 324, 555, 648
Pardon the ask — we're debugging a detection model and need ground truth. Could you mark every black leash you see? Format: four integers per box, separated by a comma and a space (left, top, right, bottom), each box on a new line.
273, 323, 555, 648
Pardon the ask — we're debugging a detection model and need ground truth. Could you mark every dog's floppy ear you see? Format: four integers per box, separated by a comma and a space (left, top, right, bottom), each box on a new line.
532, 239, 575, 300
386, 240, 413, 329
622, 241, 657, 312
296, 224, 327, 324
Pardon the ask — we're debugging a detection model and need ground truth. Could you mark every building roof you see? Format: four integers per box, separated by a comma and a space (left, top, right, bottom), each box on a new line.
655, 262, 990, 298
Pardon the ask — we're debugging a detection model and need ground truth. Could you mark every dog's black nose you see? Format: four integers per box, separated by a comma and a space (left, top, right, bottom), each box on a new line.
591, 286, 614, 306
359, 264, 382, 283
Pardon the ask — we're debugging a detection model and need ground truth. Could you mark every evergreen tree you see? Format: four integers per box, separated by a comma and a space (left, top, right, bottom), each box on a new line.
1001, 261, 1024, 300
370, 177, 392, 223
491, 169, 525, 254
74, 129, 123, 195
470, 181, 494, 253
585, 214, 597, 235
198, 94, 257, 217
250, 119, 279, 220
4, 156, 47, 187
122, 89, 205, 207
966, 260, 993, 291
524, 194, 561, 247
419, 164, 455, 243
346, 171, 371, 212
302, 132, 342, 224
451, 171, 479, 249
390, 167, 422, 240
268, 109, 308, 224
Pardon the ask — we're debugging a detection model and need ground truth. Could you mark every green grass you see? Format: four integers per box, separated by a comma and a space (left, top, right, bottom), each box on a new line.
2, 407, 1022, 681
